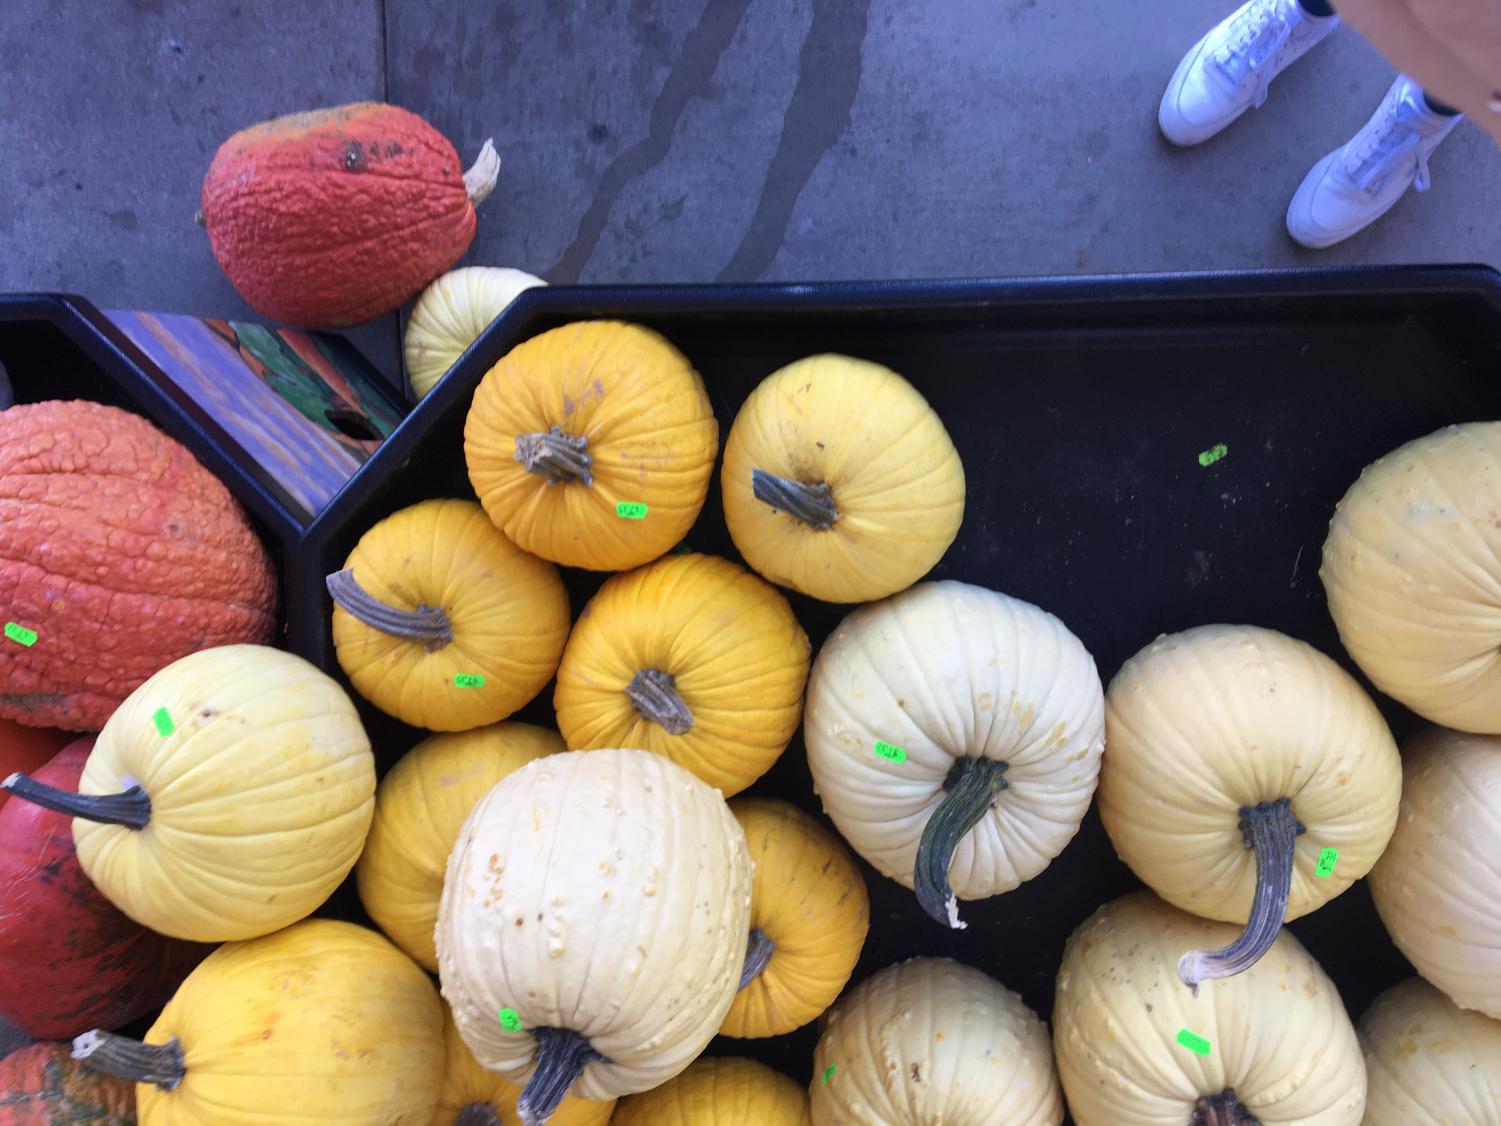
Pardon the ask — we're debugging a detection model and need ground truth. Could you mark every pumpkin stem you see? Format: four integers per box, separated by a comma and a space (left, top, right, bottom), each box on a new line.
751, 469, 838, 530
914, 756, 1009, 930
1177, 798, 1305, 991
517, 1027, 607, 1126
738, 926, 776, 990
1, 772, 151, 830
458, 1105, 503, 1126
325, 568, 453, 650
625, 669, 695, 736
463, 138, 502, 207
1192, 1088, 1261, 1125
72, 1030, 185, 1092
516, 425, 593, 486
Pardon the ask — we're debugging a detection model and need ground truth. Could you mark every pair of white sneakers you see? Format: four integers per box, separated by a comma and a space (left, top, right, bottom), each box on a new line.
1159, 0, 1464, 248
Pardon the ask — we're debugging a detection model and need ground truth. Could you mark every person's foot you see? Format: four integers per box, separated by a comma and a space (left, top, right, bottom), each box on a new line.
1159, 0, 1339, 146
1287, 75, 1463, 248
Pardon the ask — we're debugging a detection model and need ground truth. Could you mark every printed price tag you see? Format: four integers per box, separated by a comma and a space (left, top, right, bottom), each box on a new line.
1315, 847, 1339, 878
499, 1008, 522, 1032
822, 1064, 837, 1085
615, 501, 648, 520
454, 674, 486, 689
3, 622, 37, 647
1176, 1028, 1211, 1056
1198, 443, 1228, 467
872, 740, 907, 763
152, 708, 176, 737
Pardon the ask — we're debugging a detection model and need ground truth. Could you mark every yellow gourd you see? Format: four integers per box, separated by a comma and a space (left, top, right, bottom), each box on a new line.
356, 722, 565, 972
1053, 892, 1366, 1125
553, 554, 810, 796
72, 919, 444, 1123
1, 644, 374, 942
720, 798, 869, 1039
329, 498, 570, 732
405, 266, 546, 399
721, 354, 965, 603
1100, 624, 1401, 986
464, 320, 718, 571
611, 1056, 811, 1126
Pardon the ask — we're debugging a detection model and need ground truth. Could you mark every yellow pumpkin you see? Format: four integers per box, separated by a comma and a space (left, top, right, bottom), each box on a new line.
1100, 624, 1401, 986
811, 957, 1062, 1125
435, 1007, 615, 1126
329, 498, 570, 732
72, 919, 444, 1124
720, 354, 965, 603
553, 553, 810, 796
405, 266, 546, 399
611, 1056, 811, 1126
1, 644, 374, 942
1368, 727, 1501, 1018
720, 798, 870, 1039
464, 320, 718, 571
356, 722, 565, 972
1322, 422, 1501, 733
1359, 977, 1501, 1125
1053, 892, 1366, 1125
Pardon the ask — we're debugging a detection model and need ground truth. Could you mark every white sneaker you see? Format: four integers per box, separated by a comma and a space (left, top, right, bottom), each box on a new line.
1159, 0, 1339, 146
1287, 75, 1463, 248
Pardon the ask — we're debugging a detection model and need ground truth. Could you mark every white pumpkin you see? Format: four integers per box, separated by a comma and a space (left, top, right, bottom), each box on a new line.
1368, 727, 1501, 1019
1359, 977, 1501, 1125
404, 266, 546, 398
1322, 422, 1501, 734
436, 747, 753, 1126
811, 957, 1062, 1126
804, 581, 1104, 929
1054, 891, 1366, 1125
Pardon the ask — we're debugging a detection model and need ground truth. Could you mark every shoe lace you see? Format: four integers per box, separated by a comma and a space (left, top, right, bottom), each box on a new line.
1345, 93, 1433, 195
1211, 1, 1293, 108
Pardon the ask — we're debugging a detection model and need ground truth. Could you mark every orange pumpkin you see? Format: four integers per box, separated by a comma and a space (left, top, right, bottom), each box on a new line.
0, 1040, 135, 1124
0, 718, 71, 814
201, 102, 501, 328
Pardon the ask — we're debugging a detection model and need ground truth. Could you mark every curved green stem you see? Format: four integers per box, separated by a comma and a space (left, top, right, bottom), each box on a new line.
517, 1028, 608, 1126
914, 756, 1009, 929
738, 927, 776, 991
1192, 1089, 1261, 1125
515, 425, 592, 486
326, 568, 452, 651
625, 669, 694, 736
1178, 798, 1304, 991
751, 469, 837, 530
458, 1105, 502, 1126
2, 772, 151, 830
72, 1030, 185, 1092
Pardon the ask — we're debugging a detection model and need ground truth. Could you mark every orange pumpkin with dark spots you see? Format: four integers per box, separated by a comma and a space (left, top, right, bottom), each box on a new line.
0, 1041, 135, 1124
0, 401, 278, 730
200, 102, 501, 328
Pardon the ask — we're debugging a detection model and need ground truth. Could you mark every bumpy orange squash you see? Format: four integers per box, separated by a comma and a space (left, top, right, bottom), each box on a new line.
0, 1040, 135, 1124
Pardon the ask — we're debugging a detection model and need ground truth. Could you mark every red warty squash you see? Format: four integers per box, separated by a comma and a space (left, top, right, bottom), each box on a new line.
0, 720, 70, 815
201, 102, 501, 327
0, 1040, 135, 1124
0, 740, 208, 1040
0, 401, 278, 730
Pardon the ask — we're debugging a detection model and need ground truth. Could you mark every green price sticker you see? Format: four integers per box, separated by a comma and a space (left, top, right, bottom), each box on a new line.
3, 622, 37, 648
152, 708, 176, 737
499, 1008, 522, 1032
1198, 443, 1228, 467
872, 740, 907, 763
822, 1064, 837, 1085
615, 501, 648, 520
1315, 847, 1339, 878
1176, 1028, 1211, 1056
453, 674, 486, 689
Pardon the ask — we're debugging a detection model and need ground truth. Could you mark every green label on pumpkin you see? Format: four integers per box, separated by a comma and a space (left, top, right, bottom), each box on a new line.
454, 674, 486, 689
3, 622, 37, 647
1176, 1028, 1211, 1056
152, 708, 176, 737
822, 1064, 837, 1085
615, 501, 648, 520
1315, 847, 1339, 878
1197, 443, 1228, 467
498, 1008, 522, 1032
873, 740, 907, 763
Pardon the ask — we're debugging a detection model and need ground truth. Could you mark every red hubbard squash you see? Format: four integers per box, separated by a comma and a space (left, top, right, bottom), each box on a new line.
0, 740, 208, 1040
0, 720, 70, 815
0, 401, 278, 730
201, 102, 502, 328
0, 1041, 135, 1124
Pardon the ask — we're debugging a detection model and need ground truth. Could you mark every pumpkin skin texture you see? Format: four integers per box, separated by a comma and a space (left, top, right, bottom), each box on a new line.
0, 1041, 135, 1124
803, 580, 1105, 928
810, 957, 1062, 1126
612, 1056, 811, 1126
0, 720, 70, 815
721, 354, 965, 603
0, 740, 207, 1042
1368, 727, 1501, 1018
436, 748, 753, 1120
464, 321, 719, 571
720, 798, 869, 1039
1100, 624, 1401, 987
1322, 422, 1501, 734
406, 267, 546, 399
553, 554, 811, 797
201, 102, 499, 328
0, 400, 277, 731
356, 722, 565, 973
329, 499, 570, 732
1054, 892, 1366, 1125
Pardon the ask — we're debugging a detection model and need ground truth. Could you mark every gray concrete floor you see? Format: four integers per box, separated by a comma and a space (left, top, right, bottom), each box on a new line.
4, 0, 1498, 378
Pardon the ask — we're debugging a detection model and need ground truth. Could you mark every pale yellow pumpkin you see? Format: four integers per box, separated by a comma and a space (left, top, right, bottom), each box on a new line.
1100, 624, 1401, 987
1368, 727, 1501, 1019
553, 553, 810, 797
720, 798, 870, 1039
1054, 892, 1366, 1125
1322, 422, 1501, 733
1, 644, 374, 942
721, 354, 965, 603
405, 266, 546, 399
612, 1056, 811, 1126
329, 498, 570, 732
811, 957, 1062, 1126
356, 722, 565, 972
